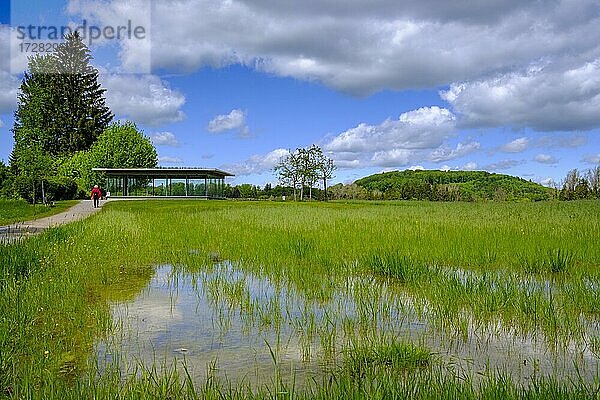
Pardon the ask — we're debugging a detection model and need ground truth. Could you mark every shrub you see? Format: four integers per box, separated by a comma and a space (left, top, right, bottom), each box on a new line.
45, 176, 78, 201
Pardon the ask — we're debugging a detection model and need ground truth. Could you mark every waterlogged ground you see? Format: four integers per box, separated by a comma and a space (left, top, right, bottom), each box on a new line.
4, 200, 600, 398
96, 262, 600, 389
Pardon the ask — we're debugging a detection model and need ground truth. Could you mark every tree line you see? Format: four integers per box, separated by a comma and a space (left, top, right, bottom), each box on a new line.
559, 166, 600, 200
219, 166, 600, 202
0, 32, 156, 203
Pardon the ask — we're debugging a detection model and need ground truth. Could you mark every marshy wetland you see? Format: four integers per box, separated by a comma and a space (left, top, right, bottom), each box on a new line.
1, 200, 599, 398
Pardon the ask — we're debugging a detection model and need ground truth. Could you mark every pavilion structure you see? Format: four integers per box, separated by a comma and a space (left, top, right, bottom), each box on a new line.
92, 168, 234, 199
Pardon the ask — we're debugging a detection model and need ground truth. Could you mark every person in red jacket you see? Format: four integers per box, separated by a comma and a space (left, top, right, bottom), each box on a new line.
91, 185, 102, 208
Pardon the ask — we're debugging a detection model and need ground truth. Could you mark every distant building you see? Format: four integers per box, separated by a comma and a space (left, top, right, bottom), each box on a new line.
92, 168, 234, 198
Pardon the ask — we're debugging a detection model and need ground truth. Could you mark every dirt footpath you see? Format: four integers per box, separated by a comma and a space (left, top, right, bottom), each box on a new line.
0, 200, 105, 242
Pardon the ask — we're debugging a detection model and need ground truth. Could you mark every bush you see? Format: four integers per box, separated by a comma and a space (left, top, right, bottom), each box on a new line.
45, 176, 78, 201
13, 175, 36, 202
11, 175, 78, 203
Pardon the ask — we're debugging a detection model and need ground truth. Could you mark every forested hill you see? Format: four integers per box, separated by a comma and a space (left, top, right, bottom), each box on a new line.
353, 170, 552, 201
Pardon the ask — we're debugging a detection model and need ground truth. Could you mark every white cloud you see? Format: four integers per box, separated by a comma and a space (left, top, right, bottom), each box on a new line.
462, 162, 479, 171
408, 165, 425, 171
207, 109, 250, 136
43, 0, 600, 148
0, 70, 18, 114
370, 149, 414, 167
429, 140, 480, 162
484, 159, 522, 171
100, 74, 186, 127
325, 106, 455, 168
66, 0, 600, 98
66, 0, 152, 73
583, 154, 600, 165
223, 148, 290, 176
499, 137, 530, 153
539, 177, 558, 188
536, 134, 587, 149
534, 154, 558, 165
441, 59, 600, 132
158, 156, 183, 164
151, 132, 179, 146
0, 119, 4, 128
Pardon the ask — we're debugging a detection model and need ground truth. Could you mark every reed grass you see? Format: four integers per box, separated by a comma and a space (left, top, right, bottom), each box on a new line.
1, 199, 599, 398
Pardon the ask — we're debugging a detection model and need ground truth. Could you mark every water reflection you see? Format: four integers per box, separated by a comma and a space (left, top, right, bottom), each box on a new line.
95, 263, 599, 388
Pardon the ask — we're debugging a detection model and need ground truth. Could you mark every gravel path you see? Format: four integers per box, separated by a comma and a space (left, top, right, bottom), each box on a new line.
0, 200, 105, 242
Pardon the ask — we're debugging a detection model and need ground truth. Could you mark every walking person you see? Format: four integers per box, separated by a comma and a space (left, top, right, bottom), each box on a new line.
91, 185, 102, 208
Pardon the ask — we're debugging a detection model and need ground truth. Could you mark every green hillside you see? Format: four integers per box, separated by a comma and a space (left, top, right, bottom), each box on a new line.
354, 170, 552, 201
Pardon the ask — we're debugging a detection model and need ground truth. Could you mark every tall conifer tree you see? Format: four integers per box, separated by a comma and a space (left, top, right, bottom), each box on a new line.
12, 32, 113, 168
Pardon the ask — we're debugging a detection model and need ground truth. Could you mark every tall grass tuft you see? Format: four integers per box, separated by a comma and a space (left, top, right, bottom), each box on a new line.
366, 251, 429, 283
521, 249, 574, 274
344, 339, 432, 378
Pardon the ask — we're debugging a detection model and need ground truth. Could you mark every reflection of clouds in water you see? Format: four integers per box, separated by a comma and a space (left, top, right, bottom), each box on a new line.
100, 264, 340, 386
115, 266, 184, 324
97, 263, 600, 389
111, 266, 186, 355
117, 290, 184, 327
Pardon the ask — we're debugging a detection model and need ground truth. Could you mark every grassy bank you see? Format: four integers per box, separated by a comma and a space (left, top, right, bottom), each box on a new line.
0, 199, 78, 226
1, 200, 599, 398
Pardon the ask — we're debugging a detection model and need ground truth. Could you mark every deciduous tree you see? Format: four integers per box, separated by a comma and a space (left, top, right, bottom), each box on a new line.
274, 145, 335, 201
11, 32, 113, 199
59, 122, 157, 193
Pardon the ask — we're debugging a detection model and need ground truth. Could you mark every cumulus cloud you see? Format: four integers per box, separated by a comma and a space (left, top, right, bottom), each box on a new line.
536, 134, 587, 149
534, 154, 558, 165
370, 149, 414, 168
150, 132, 179, 146
325, 106, 456, 168
499, 137, 530, 153
66, 0, 600, 98
0, 70, 18, 114
429, 140, 480, 162
66, 0, 152, 73
60, 0, 600, 140
158, 156, 183, 164
224, 148, 290, 176
441, 59, 600, 132
207, 109, 250, 136
483, 159, 522, 171
461, 162, 479, 171
100, 74, 186, 127
583, 154, 600, 165
539, 177, 558, 188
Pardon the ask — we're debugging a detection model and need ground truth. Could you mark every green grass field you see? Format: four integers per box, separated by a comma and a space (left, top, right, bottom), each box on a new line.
0, 199, 79, 226
0, 200, 599, 399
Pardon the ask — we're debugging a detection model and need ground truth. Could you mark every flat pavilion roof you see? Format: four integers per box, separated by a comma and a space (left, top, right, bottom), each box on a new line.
92, 168, 234, 178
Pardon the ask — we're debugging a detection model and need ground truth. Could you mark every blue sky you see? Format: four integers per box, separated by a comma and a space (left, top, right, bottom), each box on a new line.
1, 0, 599, 187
